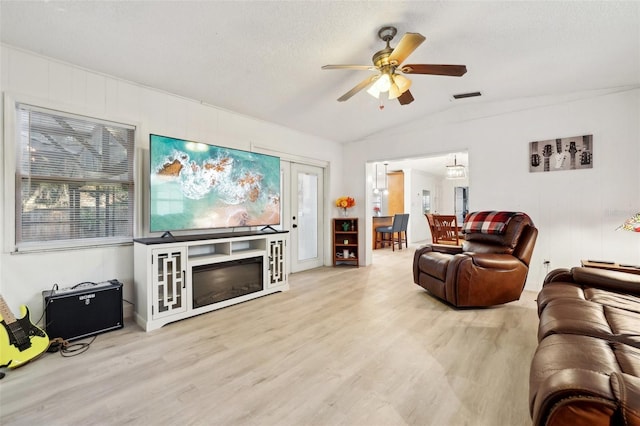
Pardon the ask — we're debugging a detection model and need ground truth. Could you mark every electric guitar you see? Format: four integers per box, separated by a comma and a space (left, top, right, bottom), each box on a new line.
554, 138, 567, 169
542, 144, 553, 172
0, 294, 49, 368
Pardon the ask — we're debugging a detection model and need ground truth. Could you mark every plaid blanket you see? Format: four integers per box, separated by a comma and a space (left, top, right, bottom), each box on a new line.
462, 211, 523, 235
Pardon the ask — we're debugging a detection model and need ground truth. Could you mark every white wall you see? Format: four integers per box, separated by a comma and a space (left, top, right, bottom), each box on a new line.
345, 88, 640, 291
439, 176, 469, 217
0, 45, 343, 320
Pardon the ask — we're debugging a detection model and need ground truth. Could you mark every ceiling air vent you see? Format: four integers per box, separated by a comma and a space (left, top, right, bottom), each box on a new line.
452, 91, 482, 100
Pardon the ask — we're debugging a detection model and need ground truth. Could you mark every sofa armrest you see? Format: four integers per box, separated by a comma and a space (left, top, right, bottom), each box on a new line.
543, 268, 573, 285
415, 243, 463, 256
467, 252, 525, 270
446, 253, 529, 306
432, 244, 464, 255
413, 245, 434, 283
531, 368, 620, 426
412, 244, 463, 283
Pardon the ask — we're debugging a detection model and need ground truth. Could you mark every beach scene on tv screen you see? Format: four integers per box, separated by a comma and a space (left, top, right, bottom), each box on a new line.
150, 135, 280, 231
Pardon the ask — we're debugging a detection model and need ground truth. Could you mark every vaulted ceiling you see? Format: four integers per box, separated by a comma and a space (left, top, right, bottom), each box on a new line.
1, 1, 639, 143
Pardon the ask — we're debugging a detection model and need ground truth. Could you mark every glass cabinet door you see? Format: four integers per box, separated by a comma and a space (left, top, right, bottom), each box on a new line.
152, 248, 187, 319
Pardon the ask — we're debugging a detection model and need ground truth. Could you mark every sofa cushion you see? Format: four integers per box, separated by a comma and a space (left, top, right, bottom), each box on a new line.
589, 289, 640, 313
537, 298, 612, 342
538, 298, 640, 348
538, 282, 640, 315
536, 282, 587, 315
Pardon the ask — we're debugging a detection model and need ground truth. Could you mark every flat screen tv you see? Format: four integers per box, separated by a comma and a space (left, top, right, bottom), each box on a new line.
149, 134, 280, 232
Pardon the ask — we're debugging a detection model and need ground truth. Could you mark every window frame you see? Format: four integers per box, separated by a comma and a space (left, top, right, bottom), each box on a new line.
3, 93, 140, 253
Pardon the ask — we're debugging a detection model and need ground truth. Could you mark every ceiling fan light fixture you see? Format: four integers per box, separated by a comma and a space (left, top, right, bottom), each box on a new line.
367, 73, 392, 99
394, 74, 412, 93
377, 73, 392, 92
388, 83, 401, 100
367, 84, 381, 98
389, 74, 412, 100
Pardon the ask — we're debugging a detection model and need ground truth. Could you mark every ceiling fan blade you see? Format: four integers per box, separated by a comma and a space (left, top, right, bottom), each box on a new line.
337, 75, 378, 102
388, 33, 426, 66
400, 64, 467, 76
397, 90, 415, 105
322, 65, 378, 71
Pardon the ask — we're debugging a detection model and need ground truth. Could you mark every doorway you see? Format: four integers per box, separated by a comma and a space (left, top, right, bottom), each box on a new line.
367, 151, 469, 264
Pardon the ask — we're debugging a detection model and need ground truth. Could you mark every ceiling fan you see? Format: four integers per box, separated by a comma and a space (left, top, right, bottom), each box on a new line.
322, 26, 467, 106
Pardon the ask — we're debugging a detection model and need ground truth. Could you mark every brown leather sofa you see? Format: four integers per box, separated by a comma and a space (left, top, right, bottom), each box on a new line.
530, 267, 640, 425
413, 211, 538, 307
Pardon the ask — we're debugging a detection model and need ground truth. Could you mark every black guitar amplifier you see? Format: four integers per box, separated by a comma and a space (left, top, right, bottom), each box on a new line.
42, 280, 123, 341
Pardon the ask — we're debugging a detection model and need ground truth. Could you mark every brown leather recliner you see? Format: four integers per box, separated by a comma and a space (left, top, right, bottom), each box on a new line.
413, 211, 538, 307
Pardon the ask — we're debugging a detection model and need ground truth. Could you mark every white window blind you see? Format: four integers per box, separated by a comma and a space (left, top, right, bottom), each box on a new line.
15, 103, 135, 247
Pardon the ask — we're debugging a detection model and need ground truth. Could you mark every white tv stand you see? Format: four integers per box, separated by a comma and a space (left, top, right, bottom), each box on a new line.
133, 230, 288, 331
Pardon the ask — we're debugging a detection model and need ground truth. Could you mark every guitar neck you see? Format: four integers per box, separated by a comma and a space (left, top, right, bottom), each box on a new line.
0, 295, 17, 324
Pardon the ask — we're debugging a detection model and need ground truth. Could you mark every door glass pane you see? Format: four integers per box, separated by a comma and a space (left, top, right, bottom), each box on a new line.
297, 172, 318, 261
422, 190, 431, 214
454, 187, 469, 223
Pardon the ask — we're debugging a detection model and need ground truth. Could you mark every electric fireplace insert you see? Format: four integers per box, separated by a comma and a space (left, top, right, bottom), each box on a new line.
192, 256, 263, 308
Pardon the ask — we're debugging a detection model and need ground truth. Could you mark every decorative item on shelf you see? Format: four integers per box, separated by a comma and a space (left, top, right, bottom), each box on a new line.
336, 196, 356, 217
373, 162, 389, 194
373, 206, 381, 216
618, 213, 640, 232
341, 221, 351, 231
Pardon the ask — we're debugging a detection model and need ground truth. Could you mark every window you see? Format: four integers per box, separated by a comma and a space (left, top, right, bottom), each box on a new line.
14, 103, 134, 249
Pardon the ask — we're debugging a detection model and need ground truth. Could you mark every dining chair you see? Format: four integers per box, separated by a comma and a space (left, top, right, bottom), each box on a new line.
432, 214, 460, 245
425, 213, 436, 243
399, 213, 410, 249
375, 213, 405, 251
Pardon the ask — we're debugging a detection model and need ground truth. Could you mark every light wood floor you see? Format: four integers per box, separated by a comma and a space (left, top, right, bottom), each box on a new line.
0, 245, 539, 426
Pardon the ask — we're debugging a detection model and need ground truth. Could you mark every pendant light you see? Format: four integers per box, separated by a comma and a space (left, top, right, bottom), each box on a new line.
383, 162, 389, 195
446, 155, 466, 179
373, 163, 380, 194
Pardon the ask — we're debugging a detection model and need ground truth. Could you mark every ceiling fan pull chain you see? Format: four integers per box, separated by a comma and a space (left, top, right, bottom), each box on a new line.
379, 98, 385, 110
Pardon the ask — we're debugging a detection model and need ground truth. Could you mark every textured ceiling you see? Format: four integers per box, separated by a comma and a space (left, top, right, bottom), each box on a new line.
1, 1, 639, 143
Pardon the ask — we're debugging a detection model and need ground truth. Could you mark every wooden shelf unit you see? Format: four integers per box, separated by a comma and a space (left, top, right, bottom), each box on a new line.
333, 217, 359, 267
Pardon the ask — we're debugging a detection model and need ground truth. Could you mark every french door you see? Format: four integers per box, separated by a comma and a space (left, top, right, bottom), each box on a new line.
283, 161, 324, 273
